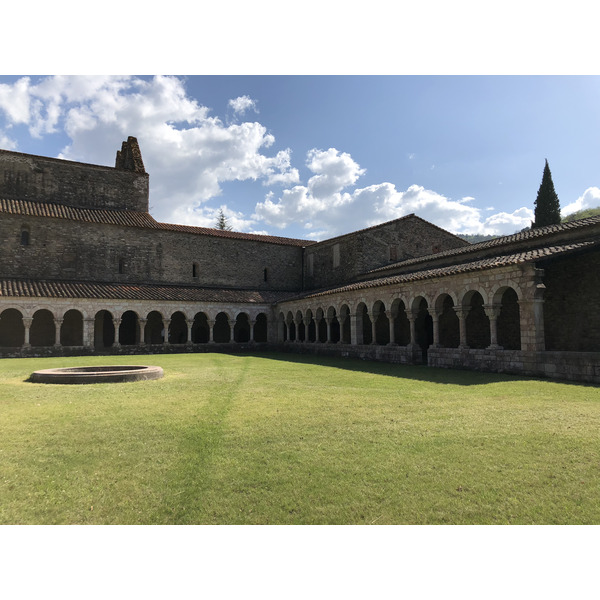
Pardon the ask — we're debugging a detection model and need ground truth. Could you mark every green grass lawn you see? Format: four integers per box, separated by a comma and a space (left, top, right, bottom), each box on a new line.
1, 352, 599, 524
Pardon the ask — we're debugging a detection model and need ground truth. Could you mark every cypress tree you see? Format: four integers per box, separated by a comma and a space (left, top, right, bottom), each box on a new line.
533, 159, 561, 228
215, 208, 233, 231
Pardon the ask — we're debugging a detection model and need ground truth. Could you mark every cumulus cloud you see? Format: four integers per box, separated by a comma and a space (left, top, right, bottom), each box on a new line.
228, 95, 258, 117
561, 187, 600, 216
254, 148, 534, 239
0, 75, 297, 225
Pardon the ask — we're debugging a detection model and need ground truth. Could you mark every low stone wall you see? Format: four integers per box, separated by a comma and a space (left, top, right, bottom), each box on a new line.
428, 347, 600, 385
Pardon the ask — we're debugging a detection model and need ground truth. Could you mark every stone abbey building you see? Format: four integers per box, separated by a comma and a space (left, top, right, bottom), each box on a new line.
1, 138, 599, 383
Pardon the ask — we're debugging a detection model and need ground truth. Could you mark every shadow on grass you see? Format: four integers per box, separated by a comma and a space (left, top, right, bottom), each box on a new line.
220, 350, 595, 388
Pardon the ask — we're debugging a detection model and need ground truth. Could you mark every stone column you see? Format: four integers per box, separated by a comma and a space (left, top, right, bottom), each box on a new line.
325, 318, 332, 343
112, 317, 121, 348
431, 311, 441, 349
338, 315, 347, 344
387, 314, 397, 346
454, 307, 469, 349
370, 312, 378, 345
186, 320, 194, 345
407, 311, 418, 350
249, 319, 256, 343
22, 317, 33, 348
83, 317, 95, 348
163, 319, 171, 345
54, 318, 64, 348
351, 312, 362, 345
226, 318, 233, 343
208, 319, 216, 343
484, 304, 502, 349
138, 319, 147, 345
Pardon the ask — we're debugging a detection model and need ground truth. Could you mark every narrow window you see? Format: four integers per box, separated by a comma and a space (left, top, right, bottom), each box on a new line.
193, 263, 199, 278
263, 268, 268, 282
20, 229, 30, 246
308, 254, 314, 277
118, 258, 125, 274
333, 243, 340, 268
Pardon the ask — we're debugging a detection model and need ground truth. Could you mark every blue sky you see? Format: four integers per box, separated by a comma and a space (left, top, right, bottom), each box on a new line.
1, 74, 599, 240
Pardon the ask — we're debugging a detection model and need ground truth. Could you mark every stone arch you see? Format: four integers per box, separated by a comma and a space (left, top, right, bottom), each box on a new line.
30, 309, 56, 347
145, 310, 164, 345
234, 312, 251, 343
94, 310, 114, 348
0, 308, 25, 347
213, 311, 231, 343
169, 311, 188, 344
435, 293, 459, 348
390, 298, 410, 346
191, 312, 210, 343
372, 300, 389, 345
61, 309, 84, 346
463, 290, 490, 349
254, 312, 268, 343
496, 286, 521, 350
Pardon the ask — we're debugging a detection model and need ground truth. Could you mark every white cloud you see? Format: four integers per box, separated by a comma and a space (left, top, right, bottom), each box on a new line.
561, 187, 600, 216
0, 130, 17, 150
228, 95, 258, 117
0, 75, 297, 226
254, 148, 534, 239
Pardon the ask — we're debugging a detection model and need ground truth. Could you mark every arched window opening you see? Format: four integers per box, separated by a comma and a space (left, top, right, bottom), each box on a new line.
30, 309, 55, 347
465, 291, 490, 349
94, 310, 114, 348
414, 298, 433, 360
191, 312, 210, 343
359, 304, 372, 345
213, 312, 231, 343
118, 311, 139, 346
263, 268, 268, 282
438, 295, 459, 348
20, 229, 30, 246
61, 310, 84, 346
118, 258, 125, 274
145, 311, 164, 345
392, 300, 410, 346
192, 263, 199, 278
254, 313, 268, 343
0, 309, 25, 347
497, 288, 521, 350
234, 313, 251, 343
169, 312, 188, 344
373, 301, 389, 345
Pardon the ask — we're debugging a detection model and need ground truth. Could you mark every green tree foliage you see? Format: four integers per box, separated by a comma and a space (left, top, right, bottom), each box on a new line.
215, 208, 233, 231
533, 159, 561, 228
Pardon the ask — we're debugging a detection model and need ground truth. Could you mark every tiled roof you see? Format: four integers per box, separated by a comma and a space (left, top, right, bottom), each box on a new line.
0, 197, 313, 247
366, 215, 600, 275
283, 241, 598, 302
0, 278, 297, 304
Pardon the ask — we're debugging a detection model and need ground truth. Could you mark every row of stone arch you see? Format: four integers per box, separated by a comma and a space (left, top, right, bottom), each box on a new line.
0, 308, 268, 348
279, 287, 521, 351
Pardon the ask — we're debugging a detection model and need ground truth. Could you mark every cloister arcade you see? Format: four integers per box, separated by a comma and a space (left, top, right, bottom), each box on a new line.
277, 279, 527, 358
0, 304, 269, 350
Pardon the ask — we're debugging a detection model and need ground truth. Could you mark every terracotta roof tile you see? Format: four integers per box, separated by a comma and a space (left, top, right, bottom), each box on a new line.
284, 241, 598, 302
0, 278, 297, 304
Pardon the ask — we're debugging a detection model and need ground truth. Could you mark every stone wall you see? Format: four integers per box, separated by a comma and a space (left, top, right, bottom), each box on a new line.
0, 145, 149, 212
1, 212, 304, 290
304, 215, 469, 290
541, 247, 600, 352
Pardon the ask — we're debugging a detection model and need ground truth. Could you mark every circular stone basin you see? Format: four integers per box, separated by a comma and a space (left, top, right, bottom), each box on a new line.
30, 365, 164, 384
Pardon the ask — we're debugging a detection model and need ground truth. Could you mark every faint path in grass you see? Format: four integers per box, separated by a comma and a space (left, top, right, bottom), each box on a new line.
154, 354, 250, 523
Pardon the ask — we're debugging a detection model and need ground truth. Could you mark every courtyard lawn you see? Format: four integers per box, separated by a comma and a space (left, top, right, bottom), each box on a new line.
0, 352, 599, 525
